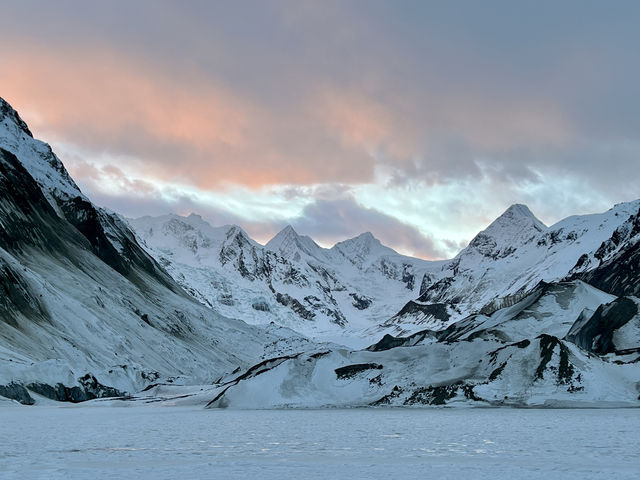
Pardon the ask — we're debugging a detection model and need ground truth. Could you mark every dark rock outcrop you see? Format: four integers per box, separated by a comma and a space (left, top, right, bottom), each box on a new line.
0, 383, 34, 405
565, 297, 638, 354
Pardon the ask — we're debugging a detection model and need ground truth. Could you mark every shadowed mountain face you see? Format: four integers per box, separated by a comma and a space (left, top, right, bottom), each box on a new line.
578, 208, 640, 297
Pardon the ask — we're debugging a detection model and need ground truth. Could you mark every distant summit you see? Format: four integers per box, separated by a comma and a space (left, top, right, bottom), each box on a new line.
265, 225, 326, 263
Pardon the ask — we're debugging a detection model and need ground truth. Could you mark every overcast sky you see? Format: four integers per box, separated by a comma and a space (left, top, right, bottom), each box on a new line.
2, 0, 639, 258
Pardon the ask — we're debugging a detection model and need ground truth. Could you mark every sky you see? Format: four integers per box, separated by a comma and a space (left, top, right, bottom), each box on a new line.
1, 0, 639, 259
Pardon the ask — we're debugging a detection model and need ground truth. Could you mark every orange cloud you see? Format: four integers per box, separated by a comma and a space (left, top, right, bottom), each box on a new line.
0, 44, 377, 188
3, 52, 248, 146
306, 87, 422, 162
0, 41, 574, 192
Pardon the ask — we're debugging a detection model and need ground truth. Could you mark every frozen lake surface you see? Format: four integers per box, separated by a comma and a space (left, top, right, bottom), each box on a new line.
0, 405, 638, 479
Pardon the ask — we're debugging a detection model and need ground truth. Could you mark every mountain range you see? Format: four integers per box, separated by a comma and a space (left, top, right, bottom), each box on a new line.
130, 213, 435, 347
0, 96, 638, 407
129, 191, 640, 349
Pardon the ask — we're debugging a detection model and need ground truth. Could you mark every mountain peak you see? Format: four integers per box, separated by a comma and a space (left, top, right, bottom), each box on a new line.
502, 203, 539, 220
0, 97, 83, 214
355, 231, 376, 242
463, 203, 547, 258
267, 224, 300, 246
332, 232, 399, 267
266, 225, 326, 262
337, 232, 384, 249
280, 224, 298, 237
488, 204, 547, 232
0, 97, 33, 138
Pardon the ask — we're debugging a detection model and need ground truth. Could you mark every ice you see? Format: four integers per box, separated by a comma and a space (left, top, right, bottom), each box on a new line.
0, 406, 638, 479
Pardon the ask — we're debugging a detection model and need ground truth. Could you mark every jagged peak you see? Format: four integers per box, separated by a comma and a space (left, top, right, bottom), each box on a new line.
130, 213, 252, 251
329, 231, 403, 269
461, 203, 547, 258
267, 224, 297, 246
501, 204, 543, 222
0, 97, 33, 138
270, 224, 299, 241
0, 97, 84, 215
226, 224, 251, 240
504, 203, 534, 216
355, 231, 376, 242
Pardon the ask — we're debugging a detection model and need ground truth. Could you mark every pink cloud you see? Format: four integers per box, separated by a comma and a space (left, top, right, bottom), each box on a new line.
0, 40, 575, 194
0, 44, 379, 188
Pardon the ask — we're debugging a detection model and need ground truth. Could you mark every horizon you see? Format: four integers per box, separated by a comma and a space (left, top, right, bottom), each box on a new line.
2, 1, 640, 259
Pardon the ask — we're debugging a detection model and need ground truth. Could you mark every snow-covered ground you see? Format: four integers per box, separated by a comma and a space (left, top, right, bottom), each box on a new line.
0, 406, 638, 479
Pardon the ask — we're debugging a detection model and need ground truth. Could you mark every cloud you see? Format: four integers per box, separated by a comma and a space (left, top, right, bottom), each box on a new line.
289, 196, 446, 259
64, 155, 445, 258
0, 28, 579, 193
0, 45, 380, 189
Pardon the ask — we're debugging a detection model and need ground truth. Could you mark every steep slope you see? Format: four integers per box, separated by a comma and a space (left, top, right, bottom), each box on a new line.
130, 216, 439, 347
206, 280, 640, 408
0, 97, 313, 404
577, 206, 640, 297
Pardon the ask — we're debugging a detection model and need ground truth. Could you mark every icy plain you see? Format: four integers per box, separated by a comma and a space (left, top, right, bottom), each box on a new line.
1, 406, 638, 479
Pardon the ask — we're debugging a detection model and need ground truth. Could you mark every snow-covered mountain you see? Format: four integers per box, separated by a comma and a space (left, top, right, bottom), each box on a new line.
131, 196, 640, 346
198, 197, 640, 409
387, 199, 640, 335
129, 216, 439, 347
1, 94, 639, 409
125, 183, 640, 409
0, 97, 315, 405
206, 278, 640, 408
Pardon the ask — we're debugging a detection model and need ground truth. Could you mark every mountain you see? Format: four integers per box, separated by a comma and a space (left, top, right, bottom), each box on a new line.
330, 232, 399, 269
130, 215, 438, 347
389, 199, 640, 333
577, 207, 640, 297
0, 97, 314, 405
200, 200, 640, 408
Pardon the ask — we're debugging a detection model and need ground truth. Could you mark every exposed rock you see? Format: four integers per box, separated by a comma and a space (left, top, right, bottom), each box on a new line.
0, 383, 34, 405
335, 363, 383, 379
565, 297, 638, 354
